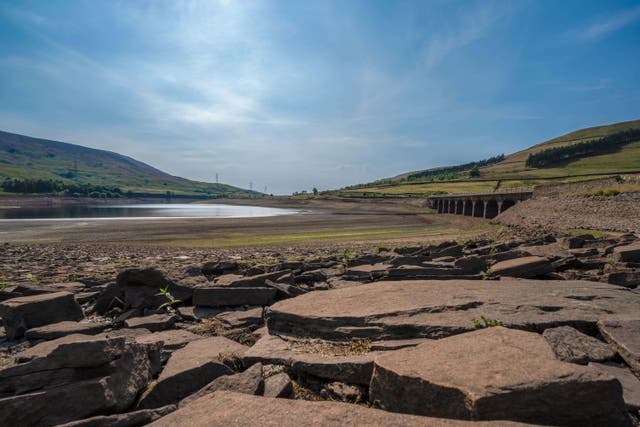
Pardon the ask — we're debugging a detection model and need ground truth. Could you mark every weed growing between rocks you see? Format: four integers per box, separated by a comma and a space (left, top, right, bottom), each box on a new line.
287, 337, 372, 356
471, 316, 504, 329
191, 318, 259, 346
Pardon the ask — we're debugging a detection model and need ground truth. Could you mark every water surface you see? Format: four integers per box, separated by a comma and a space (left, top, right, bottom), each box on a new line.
0, 203, 300, 221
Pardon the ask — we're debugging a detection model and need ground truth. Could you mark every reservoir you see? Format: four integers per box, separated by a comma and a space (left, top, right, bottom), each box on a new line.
0, 203, 300, 221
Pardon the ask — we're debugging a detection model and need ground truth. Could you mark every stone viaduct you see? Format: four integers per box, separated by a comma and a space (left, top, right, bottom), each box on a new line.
427, 188, 533, 219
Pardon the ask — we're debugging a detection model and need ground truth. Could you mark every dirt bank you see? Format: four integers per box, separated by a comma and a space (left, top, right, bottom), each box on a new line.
497, 195, 640, 233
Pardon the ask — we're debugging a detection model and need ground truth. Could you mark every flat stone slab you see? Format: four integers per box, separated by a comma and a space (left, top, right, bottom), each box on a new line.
590, 362, 640, 412
598, 319, 640, 376
542, 325, 615, 364
267, 279, 640, 340
25, 321, 104, 341
149, 391, 530, 426
137, 336, 248, 409
193, 287, 277, 307
242, 333, 376, 385
0, 291, 84, 340
369, 327, 629, 425
490, 256, 553, 278
136, 329, 203, 351
124, 314, 177, 332
614, 243, 640, 262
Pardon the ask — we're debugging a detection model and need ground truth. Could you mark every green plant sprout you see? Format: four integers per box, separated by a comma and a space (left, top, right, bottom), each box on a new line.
157, 285, 182, 310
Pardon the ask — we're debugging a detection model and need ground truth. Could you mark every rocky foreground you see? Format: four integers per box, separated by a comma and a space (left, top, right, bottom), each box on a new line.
1, 233, 640, 426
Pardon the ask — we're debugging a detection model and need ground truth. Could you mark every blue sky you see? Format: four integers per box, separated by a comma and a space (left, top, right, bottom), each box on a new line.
0, 0, 639, 194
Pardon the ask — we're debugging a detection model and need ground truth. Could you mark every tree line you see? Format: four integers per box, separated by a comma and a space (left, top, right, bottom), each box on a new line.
406, 154, 505, 181
526, 129, 640, 168
1, 178, 123, 198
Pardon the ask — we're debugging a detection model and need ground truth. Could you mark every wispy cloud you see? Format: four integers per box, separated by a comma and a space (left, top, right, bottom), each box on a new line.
570, 4, 640, 41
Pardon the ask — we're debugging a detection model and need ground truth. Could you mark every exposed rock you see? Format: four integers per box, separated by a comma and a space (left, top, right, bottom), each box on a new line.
124, 314, 176, 332
0, 292, 84, 340
267, 279, 640, 341
453, 255, 488, 273
57, 404, 176, 427
0, 335, 161, 426
490, 256, 553, 278
135, 329, 202, 351
342, 263, 389, 282
91, 282, 123, 315
216, 307, 263, 329
137, 336, 248, 409
149, 391, 527, 426
242, 333, 376, 385
25, 321, 103, 341
589, 362, 640, 412
263, 372, 293, 398
264, 279, 307, 298
192, 287, 277, 307
542, 326, 616, 364
599, 319, 640, 376
370, 327, 629, 426
608, 271, 640, 288
202, 261, 238, 276
614, 244, 640, 262
220, 271, 292, 287
13, 281, 87, 296
116, 268, 206, 310
180, 362, 264, 407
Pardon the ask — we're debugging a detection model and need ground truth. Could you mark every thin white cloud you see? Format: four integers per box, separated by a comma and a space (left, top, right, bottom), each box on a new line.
571, 5, 640, 41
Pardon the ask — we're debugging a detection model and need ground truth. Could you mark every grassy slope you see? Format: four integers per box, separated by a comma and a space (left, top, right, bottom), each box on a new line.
337, 119, 640, 196
0, 130, 256, 197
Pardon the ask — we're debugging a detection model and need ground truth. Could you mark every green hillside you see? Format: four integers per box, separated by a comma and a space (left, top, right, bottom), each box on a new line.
0, 130, 256, 198
334, 119, 640, 197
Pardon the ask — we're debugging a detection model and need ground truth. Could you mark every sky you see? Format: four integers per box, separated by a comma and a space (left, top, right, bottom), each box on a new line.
0, 0, 639, 194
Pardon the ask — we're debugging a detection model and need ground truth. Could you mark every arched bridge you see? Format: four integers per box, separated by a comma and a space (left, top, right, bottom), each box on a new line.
427, 188, 533, 219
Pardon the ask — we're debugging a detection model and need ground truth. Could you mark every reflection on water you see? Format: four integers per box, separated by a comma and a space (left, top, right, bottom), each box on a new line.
0, 203, 299, 220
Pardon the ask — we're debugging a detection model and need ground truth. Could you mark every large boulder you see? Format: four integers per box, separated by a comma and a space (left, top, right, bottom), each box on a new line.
116, 268, 206, 310
137, 336, 248, 409
149, 391, 528, 426
267, 279, 640, 341
369, 327, 629, 426
598, 319, 640, 376
0, 334, 161, 426
193, 287, 277, 307
0, 292, 83, 340
542, 325, 615, 364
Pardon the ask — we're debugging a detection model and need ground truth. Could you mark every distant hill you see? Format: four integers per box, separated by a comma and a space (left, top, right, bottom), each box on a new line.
334, 119, 640, 197
0, 130, 256, 198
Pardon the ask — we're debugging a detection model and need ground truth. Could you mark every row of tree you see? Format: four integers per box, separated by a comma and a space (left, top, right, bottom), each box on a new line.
405, 154, 505, 181
526, 129, 640, 168
1, 178, 123, 198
